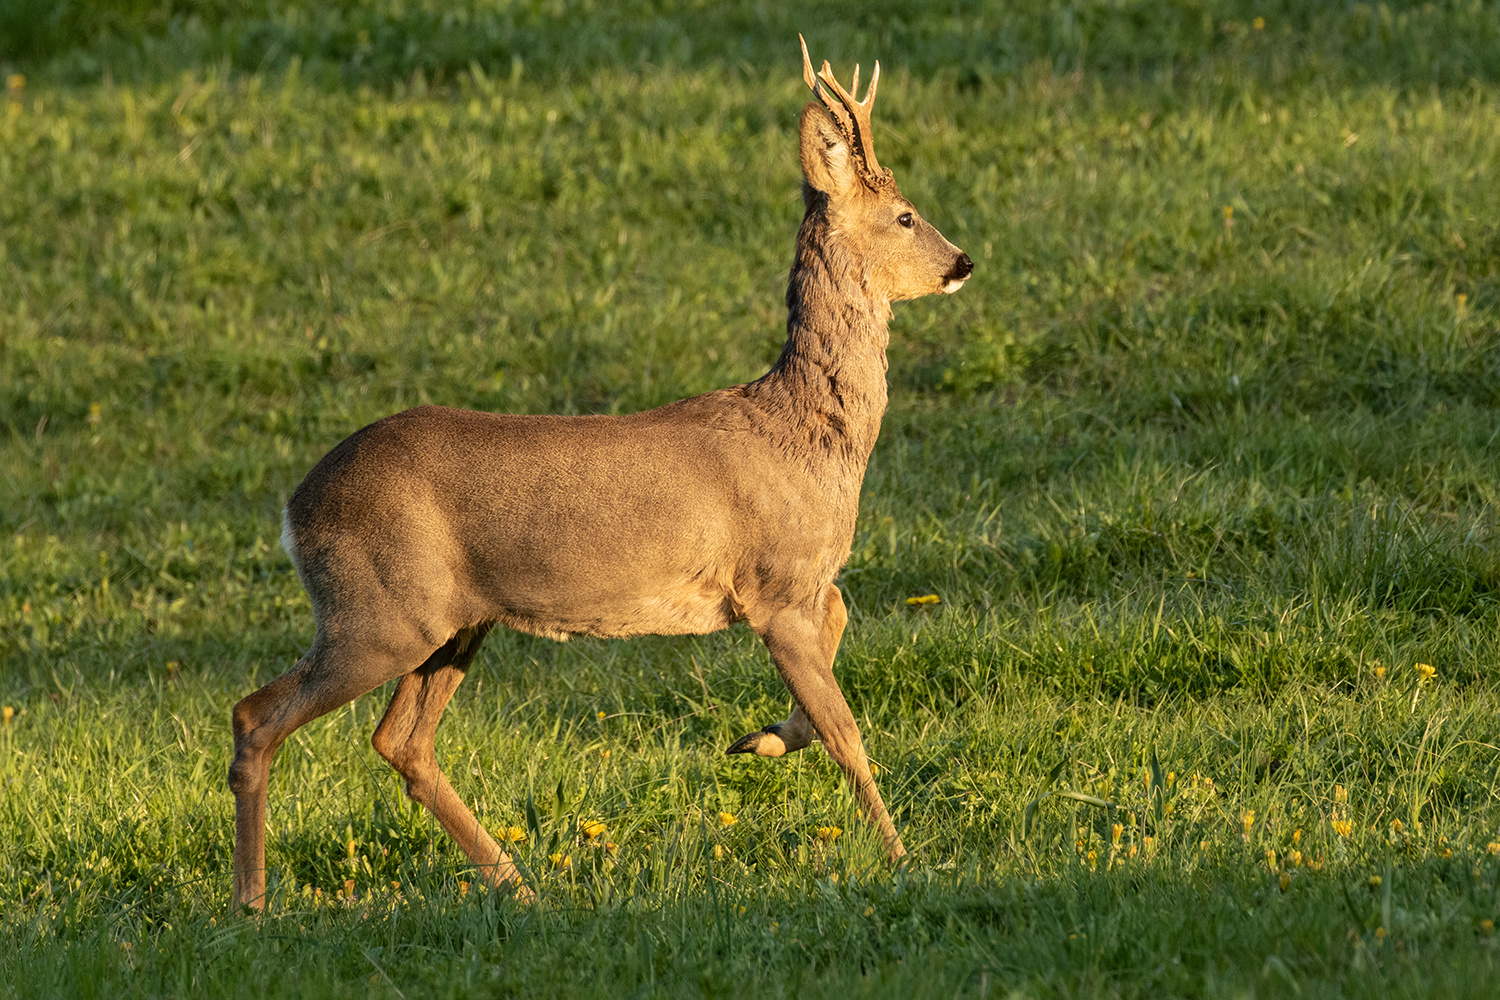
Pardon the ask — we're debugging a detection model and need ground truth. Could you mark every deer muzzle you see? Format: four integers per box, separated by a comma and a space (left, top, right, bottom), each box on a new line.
942, 253, 974, 294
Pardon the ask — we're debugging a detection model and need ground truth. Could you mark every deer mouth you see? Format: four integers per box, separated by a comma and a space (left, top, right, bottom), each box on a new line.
941, 253, 973, 294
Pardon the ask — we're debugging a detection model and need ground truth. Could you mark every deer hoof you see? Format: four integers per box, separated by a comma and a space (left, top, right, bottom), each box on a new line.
726, 725, 790, 757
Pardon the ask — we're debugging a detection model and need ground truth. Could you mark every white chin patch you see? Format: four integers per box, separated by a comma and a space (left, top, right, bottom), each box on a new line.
942, 278, 968, 294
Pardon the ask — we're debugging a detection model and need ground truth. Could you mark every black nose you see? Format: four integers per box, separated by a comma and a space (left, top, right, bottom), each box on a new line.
947, 254, 973, 281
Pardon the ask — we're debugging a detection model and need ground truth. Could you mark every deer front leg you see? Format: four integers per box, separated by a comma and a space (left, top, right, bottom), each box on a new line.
750, 585, 906, 863
726, 703, 816, 757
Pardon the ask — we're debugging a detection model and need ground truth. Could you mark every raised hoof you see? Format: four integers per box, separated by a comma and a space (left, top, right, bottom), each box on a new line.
726, 726, 789, 757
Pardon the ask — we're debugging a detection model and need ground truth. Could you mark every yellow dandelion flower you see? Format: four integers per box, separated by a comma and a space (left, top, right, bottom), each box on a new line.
863, 905, 875, 917
1086, 849, 1098, 869
1416, 663, 1436, 683
457, 880, 468, 897
1481, 920, 1495, 936
905, 594, 940, 606
596, 710, 606, 720
719, 811, 738, 828
1111, 823, 1123, 847
1369, 875, 1382, 888
1253, 17, 1265, 30
1392, 818, 1404, 834
1334, 785, 1348, 803
605, 842, 618, 856
1241, 810, 1256, 835
1332, 818, 1352, 838
549, 852, 571, 869
1288, 849, 1303, 868
582, 820, 607, 840
1292, 828, 1302, 844
1, 706, 13, 725
1167, 772, 1176, 784
816, 826, 842, 844
499, 825, 526, 844
1486, 842, 1500, 855
1374, 665, 1386, 680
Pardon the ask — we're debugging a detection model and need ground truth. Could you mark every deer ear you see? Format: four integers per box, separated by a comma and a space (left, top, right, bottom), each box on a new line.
798, 103, 859, 200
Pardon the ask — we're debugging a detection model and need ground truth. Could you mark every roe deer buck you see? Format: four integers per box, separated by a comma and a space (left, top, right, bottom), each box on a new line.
228, 35, 972, 910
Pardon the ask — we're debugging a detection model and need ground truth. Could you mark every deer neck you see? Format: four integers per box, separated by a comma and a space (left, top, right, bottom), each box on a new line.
751, 217, 892, 465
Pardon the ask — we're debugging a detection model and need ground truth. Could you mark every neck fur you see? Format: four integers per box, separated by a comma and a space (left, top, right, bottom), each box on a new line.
749, 209, 891, 464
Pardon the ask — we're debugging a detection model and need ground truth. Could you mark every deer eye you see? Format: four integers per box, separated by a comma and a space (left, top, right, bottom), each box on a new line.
897, 212, 914, 229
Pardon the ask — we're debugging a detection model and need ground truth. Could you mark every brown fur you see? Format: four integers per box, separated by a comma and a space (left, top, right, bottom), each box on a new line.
228, 38, 972, 911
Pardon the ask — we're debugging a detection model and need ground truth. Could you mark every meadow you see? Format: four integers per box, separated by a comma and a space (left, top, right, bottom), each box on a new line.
3, 1, 1500, 996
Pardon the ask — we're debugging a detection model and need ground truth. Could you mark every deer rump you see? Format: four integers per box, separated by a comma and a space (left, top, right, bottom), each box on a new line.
283, 401, 851, 646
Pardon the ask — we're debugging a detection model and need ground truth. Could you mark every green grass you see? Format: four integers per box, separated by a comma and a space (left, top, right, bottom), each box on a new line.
4, 2, 1500, 996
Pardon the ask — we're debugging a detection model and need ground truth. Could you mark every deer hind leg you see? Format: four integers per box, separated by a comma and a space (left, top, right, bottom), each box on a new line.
370, 626, 531, 899
751, 585, 906, 863
229, 635, 418, 912
726, 583, 847, 758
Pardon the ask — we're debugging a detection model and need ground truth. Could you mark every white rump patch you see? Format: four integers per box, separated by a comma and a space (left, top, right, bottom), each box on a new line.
280, 509, 303, 575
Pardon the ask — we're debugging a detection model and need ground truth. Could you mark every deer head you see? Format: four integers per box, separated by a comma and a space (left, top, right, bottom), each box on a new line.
797, 35, 972, 302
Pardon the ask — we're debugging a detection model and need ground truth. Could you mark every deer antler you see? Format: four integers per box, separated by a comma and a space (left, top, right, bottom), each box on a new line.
799, 34, 893, 190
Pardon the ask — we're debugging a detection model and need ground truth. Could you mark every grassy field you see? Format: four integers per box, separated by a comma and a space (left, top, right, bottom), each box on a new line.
4, 2, 1500, 996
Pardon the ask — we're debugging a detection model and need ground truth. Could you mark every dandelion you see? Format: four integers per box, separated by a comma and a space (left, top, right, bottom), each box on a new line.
1392, 818, 1404, 834
1335, 785, 1348, 803
596, 710, 606, 720
1, 706, 13, 725
1167, 772, 1176, 784
499, 825, 526, 844
1481, 920, 1494, 936
816, 826, 842, 844
905, 594, 940, 606
1279, 871, 1291, 892
1292, 828, 1302, 844
1111, 823, 1123, 848
1374, 665, 1386, 680
1486, 842, 1500, 856
582, 820, 607, 840
605, 842, 618, 855
1288, 849, 1303, 868
864, 905, 875, 917
549, 852, 571, 869
457, 880, 468, 897
1332, 818, 1352, 838
719, 811, 738, 829
600, 749, 610, 760
1086, 849, 1098, 869
1241, 810, 1256, 836
1416, 663, 1436, 684
1369, 875, 1382, 888
1253, 17, 1265, 30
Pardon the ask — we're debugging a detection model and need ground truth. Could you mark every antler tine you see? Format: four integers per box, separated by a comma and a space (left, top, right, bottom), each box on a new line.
799, 33, 818, 94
